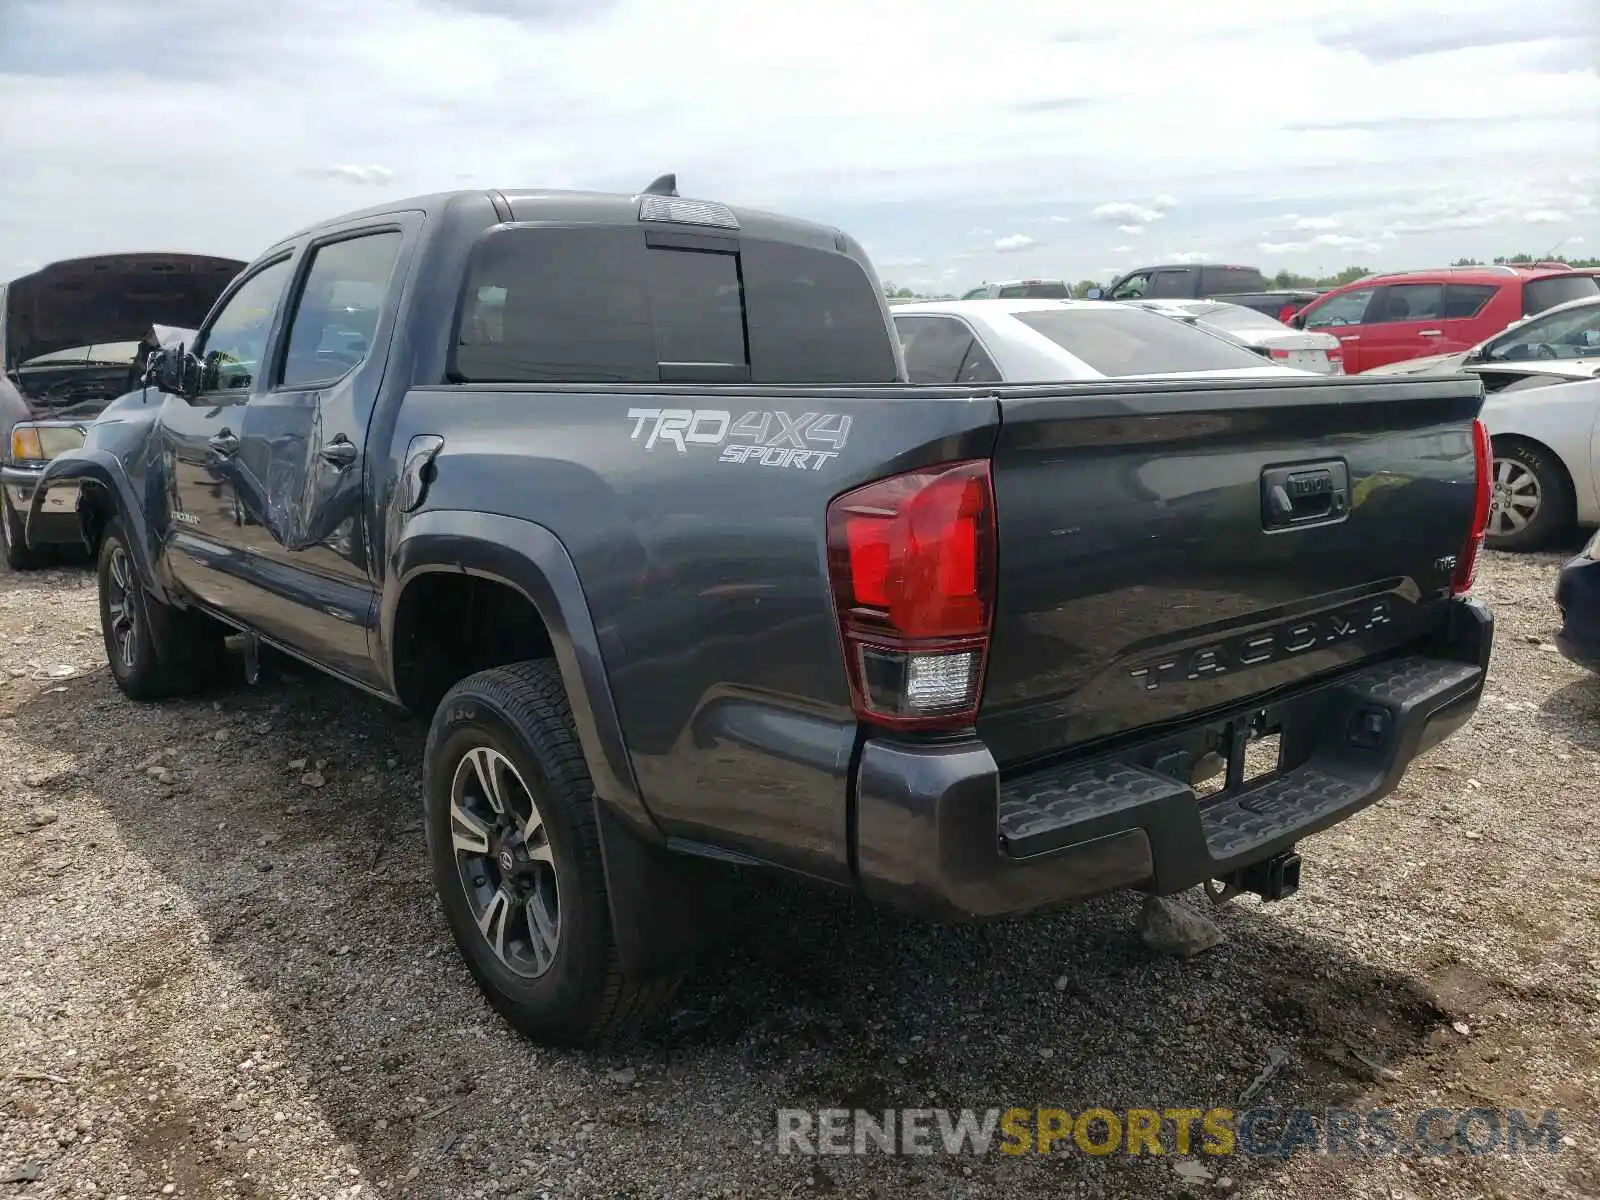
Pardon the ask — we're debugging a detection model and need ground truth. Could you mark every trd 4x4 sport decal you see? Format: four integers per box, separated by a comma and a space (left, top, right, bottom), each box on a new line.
626, 408, 852, 471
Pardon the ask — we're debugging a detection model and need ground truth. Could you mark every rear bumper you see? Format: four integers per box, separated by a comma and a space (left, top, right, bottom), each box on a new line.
3, 467, 83, 546
1555, 554, 1600, 672
853, 598, 1492, 921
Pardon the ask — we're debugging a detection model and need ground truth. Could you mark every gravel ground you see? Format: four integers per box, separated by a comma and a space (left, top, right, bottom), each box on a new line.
1, 549, 1597, 1200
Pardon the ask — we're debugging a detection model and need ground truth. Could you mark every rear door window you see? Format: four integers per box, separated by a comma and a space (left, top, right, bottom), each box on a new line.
1524, 274, 1600, 316
1367, 283, 1444, 324
895, 315, 978, 383
1011, 306, 1272, 376
279, 230, 404, 390
1147, 269, 1195, 299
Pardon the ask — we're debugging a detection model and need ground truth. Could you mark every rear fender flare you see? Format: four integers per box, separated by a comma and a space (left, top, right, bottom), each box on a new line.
381, 509, 659, 841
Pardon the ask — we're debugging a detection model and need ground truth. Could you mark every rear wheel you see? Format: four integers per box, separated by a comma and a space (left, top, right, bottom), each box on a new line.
97, 518, 228, 699
1, 491, 44, 571
1486, 439, 1574, 553
424, 660, 679, 1044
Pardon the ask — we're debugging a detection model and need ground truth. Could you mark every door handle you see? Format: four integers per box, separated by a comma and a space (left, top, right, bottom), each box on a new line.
208, 430, 239, 457
319, 438, 358, 468
1339, 335, 1361, 342
1419, 329, 1442, 337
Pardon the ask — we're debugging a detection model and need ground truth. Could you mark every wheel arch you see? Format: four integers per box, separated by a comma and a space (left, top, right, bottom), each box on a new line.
27, 450, 167, 592
1488, 431, 1579, 545
382, 509, 658, 842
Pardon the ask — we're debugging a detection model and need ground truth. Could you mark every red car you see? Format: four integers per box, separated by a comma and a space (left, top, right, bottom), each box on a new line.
1289, 265, 1599, 374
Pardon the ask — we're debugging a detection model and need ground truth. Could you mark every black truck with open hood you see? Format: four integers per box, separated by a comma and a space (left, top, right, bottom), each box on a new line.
1, 252, 243, 568
25, 181, 1494, 1044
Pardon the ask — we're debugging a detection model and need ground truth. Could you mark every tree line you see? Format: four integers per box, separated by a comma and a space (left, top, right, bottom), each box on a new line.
884, 252, 1600, 301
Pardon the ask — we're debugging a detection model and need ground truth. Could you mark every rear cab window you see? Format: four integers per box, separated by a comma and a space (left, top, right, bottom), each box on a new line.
1011, 306, 1275, 376
1524, 274, 1600, 317
995, 282, 1071, 299
451, 225, 898, 384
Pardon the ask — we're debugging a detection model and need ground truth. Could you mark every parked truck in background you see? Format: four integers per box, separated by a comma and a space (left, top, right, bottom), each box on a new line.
1086, 264, 1321, 323
28, 177, 1495, 1045
1, 253, 245, 567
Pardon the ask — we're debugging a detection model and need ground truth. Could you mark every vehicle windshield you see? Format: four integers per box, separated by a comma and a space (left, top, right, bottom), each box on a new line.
19, 341, 144, 367
1523, 274, 1600, 316
996, 282, 1072, 299
1484, 301, 1600, 362
1012, 306, 1273, 376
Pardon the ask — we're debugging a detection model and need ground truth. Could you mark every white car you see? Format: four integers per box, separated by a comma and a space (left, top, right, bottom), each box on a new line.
891, 299, 1311, 384
1470, 364, 1600, 551
1364, 293, 1600, 378
1126, 298, 1345, 374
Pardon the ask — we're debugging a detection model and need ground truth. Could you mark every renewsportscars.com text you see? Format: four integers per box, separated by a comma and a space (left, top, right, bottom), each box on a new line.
776, 1106, 1566, 1158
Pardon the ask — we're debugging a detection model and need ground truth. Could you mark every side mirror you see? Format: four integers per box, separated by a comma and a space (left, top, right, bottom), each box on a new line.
1289, 314, 1307, 330
141, 347, 170, 389
1084, 287, 1103, 301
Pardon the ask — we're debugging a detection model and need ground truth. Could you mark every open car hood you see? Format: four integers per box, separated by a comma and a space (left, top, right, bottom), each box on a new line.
1, 252, 245, 369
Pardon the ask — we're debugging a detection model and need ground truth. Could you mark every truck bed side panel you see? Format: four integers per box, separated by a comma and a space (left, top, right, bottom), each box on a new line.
386, 385, 1000, 882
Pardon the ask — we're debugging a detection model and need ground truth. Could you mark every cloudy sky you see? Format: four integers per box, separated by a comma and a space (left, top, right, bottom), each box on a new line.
0, 0, 1596, 293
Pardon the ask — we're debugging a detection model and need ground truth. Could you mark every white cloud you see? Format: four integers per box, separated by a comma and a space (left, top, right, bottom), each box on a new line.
1092, 201, 1163, 224
1163, 251, 1212, 264
1109, 244, 1133, 253
297, 164, 395, 185
1572, 236, 1587, 245
1116, 224, 1146, 235
993, 233, 1036, 253
1312, 232, 1364, 247
1523, 210, 1569, 224
1291, 215, 1342, 230
0, 0, 1596, 278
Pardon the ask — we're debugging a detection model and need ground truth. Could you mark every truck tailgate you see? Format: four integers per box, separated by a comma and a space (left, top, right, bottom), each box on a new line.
978, 375, 1486, 767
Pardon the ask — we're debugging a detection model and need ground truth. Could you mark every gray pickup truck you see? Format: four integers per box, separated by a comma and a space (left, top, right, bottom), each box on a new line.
28, 177, 1495, 1044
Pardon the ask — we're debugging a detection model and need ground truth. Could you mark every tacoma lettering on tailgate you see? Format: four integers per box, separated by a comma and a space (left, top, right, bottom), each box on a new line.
1128, 599, 1392, 692
625, 408, 852, 471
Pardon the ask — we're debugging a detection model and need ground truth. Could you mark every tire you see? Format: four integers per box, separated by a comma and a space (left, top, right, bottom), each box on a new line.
423, 660, 679, 1044
97, 517, 229, 699
1485, 438, 1574, 553
1, 490, 44, 571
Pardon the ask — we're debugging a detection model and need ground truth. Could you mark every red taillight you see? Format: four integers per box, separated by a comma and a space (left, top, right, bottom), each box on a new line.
1451, 418, 1492, 596
826, 459, 996, 730
1269, 348, 1292, 360
1326, 345, 1345, 374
